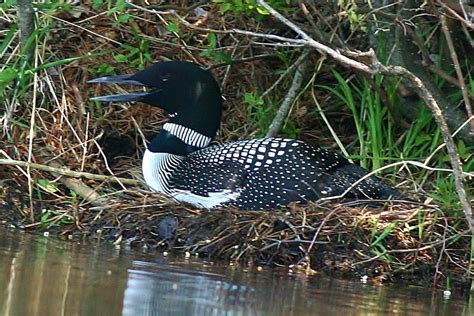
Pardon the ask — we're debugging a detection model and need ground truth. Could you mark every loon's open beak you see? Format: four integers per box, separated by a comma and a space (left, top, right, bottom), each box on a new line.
88, 74, 158, 102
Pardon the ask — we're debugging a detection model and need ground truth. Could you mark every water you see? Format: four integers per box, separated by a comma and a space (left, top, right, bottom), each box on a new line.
0, 228, 472, 315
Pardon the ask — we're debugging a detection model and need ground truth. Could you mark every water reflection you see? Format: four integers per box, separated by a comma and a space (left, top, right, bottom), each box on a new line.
0, 230, 127, 315
0, 228, 471, 315
123, 261, 255, 315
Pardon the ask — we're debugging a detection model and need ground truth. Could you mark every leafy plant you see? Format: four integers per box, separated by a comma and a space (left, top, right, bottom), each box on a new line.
244, 91, 269, 136
40, 209, 74, 229
244, 91, 298, 138
90, 63, 116, 76
369, 221, 398, 262
37, 178, 59, 194
114, 40, 152, 70
213, 0, 292, 17
337, 0, 366, 31
199, 33, 231, 63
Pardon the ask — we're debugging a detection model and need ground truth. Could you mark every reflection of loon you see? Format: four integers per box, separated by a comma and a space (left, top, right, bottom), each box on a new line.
90, 61, 404, 210
122, 263, 255, 315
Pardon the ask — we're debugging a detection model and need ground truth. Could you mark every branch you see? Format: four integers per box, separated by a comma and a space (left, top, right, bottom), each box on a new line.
266, 50, 309, 137
379, 66, 472, 227
16, 0, 35, 59
257, 0, 373, 73
439, 14, 474, 132
0, 158, 140, 186
437, 0, 474, 30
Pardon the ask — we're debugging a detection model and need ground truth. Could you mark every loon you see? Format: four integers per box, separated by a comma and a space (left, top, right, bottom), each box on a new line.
89, 61, 404, 210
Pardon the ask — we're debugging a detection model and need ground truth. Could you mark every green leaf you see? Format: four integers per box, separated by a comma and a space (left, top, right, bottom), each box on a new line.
115, 0, 128, 11
92, 0, 104, 10
219, 3, 232, 13
208, 33, 217, 48
256, 6, 269, 15
93, 63, 116, 75
37, 179, 59, 193
199, 50, 211, 58
165, 23, 179, 33
114, 54, 128, 62
118, 14, 131, 23
7, 118, 29, 128
41, 211, 51, 224
457, 140, 466, 157
244, 92, 264, 106
0, 67, 18, 91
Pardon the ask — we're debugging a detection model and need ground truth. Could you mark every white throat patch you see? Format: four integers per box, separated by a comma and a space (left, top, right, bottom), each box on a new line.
142, 149, 240, 208
142, 150, 182, 193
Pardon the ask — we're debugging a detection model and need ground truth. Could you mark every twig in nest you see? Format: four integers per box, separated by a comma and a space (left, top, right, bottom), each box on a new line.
0, 158, 140, 186
43, 153, 108, 207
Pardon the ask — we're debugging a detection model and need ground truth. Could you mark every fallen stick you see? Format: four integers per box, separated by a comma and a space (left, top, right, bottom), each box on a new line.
0, 158, 140, 186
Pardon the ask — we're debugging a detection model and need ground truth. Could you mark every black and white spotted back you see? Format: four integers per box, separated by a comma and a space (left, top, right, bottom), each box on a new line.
167, 138, 402, 210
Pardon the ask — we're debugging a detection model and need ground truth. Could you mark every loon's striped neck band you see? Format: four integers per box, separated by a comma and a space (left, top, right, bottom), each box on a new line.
163, 122, 212, 148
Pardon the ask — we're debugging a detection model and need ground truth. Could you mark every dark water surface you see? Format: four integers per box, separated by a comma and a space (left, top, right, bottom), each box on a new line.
0, 228, 471, 316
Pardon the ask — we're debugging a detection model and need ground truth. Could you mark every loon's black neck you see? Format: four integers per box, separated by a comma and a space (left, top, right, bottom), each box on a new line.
148, 130, 201, 155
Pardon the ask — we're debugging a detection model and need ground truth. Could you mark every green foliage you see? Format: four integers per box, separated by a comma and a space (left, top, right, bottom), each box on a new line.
429, 177, 465, 215
165, 22, 180, 33
244, 91, 269, 136
90, 0, 131, 27
400, 107, 440, 160
90, 63, 116, 76
0, 0, 16, 8
114, 41, 152, 70
371, 221, 397, 246
40, 209, 74, 229
213, 0, 292, 17
35, 179, 75, 228
369, 221, 398, 262
92, 0, 127, 12
92, 0, 105, 10
317, 68, 473, 213
243, 91, 298, 138
0, 68, 18, 92
1, 1, 100, 141
199, 33, 232, 63
337, 0, 366, 31
112, 13, 131, 27
37, 179, 59, 194
0, 26, 16, 57
317, 71, 369, 167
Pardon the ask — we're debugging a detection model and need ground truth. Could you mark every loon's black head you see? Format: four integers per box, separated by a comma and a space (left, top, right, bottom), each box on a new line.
89, 61, 223, 138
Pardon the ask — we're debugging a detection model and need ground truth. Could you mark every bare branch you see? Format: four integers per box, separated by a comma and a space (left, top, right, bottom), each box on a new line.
266, 50, 310, 137
439, 14, 474, 132
16, 0, 35, 59
0, 158, 140, 186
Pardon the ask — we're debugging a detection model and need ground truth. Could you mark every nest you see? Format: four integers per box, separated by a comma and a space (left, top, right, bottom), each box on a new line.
1, 180, 470, 288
